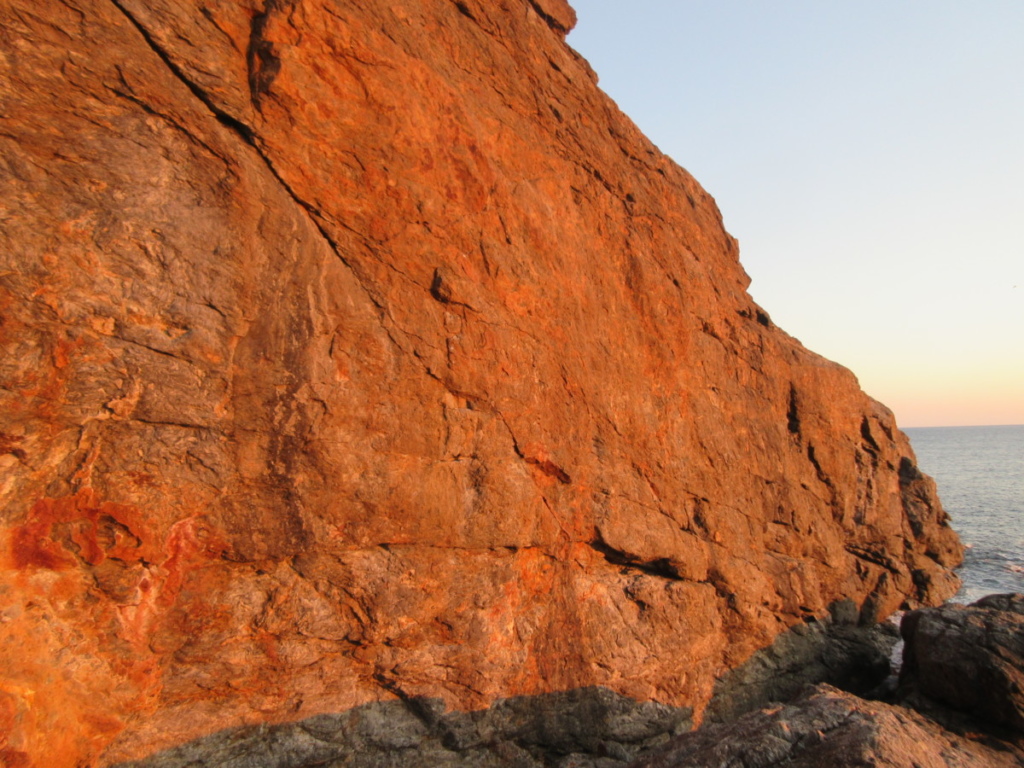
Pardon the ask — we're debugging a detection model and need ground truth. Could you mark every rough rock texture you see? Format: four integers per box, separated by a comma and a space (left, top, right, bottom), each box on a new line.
901, 594, 1024, 733
631, 684, 1024, 768
704, 599, 901, 724
0, 0, 962, 766
636, 597, 1024, 768
117, 687, 689, 768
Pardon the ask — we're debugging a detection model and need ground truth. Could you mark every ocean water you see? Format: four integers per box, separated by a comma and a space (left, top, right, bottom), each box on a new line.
905, 424, 1024, 604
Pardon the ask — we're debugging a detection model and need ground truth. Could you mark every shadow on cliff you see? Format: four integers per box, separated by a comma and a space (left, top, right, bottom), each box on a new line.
704, 598, 899, 724
112, 686, 692, 768
113, 600, 900, 768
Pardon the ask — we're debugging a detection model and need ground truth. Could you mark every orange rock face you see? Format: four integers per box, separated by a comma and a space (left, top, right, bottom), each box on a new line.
0, 1, 961, 765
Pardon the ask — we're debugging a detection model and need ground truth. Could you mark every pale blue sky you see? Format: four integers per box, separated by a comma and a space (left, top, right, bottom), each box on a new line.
569, 2, 1023, 427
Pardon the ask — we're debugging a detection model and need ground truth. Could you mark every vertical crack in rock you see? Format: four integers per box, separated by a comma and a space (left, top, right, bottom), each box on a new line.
787, 384, 801, 437
106, 0, 255, 142
806, 444, 833, 488
105, 0, 386, 327
246, 1, 288, 108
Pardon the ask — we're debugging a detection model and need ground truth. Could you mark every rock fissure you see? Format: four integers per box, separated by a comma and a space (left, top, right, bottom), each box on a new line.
107, 0, 403, 360
105, 0, 255, 141
102, 80, 237, 180
589, 536, 686, 583
844, 545, 901, 574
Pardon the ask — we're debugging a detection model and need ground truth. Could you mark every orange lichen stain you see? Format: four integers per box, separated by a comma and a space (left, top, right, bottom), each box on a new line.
9, 520, 77, 571
6, 490, 228, 652
514, 548, 555, 593
57, 215, 97, 241
0, 693, 29, 768
0, 748, 31, 768
127, 471, 157, 488
81, 711, 124, 737
51, 335, 85, 369
255, 628, 282, 664
158, 517, 227, 603
1, 490, 235, 767
7, 490, 155, 572
116, 516, 228, 649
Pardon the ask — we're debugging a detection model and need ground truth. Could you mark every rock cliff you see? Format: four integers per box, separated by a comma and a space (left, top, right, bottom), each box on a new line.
0, 1, 961, 766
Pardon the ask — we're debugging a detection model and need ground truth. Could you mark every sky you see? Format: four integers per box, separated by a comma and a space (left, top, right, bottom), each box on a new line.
568, 2, 1023, 428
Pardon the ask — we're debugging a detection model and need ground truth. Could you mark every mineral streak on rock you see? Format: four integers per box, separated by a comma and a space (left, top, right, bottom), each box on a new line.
0, 0, 961, 766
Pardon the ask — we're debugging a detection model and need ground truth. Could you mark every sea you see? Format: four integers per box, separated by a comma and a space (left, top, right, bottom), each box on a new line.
904, 424, 1024, 604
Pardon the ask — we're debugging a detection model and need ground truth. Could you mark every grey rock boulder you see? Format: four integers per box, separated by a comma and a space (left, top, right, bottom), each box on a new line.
901, 593, 1024, 733
629, 684, 1023, 768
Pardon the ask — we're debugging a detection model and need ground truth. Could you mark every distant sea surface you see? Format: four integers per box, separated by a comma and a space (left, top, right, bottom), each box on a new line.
905, 424, 1024, 604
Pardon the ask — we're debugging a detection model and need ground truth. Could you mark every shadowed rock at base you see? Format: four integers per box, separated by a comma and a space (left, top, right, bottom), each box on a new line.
631, 684, 1024, 768
705, 599, 900, 723
635, 595, 1024, 768
113, 688, 691, 768
114, 598, 1024, 768
900, 594, 1024, 735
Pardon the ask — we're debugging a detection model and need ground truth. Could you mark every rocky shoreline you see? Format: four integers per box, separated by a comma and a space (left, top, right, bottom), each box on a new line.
116, 595, 1024, 767
637, 594, 1024, 768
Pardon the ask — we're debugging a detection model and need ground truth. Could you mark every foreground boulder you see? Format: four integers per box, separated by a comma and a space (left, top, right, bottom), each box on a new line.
901, 594, 1024, 733
1, 0, 961, 765
631, 684, 1024, 768
704, 598, 901, 723
636, 596, 1024, 768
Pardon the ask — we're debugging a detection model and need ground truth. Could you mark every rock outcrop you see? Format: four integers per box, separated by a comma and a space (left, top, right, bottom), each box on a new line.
704, 599, 901, 724
635, 595, 1024, 768
901, 594, 1024, 734
632, 684, 1024, 768
0, 1, 961, 766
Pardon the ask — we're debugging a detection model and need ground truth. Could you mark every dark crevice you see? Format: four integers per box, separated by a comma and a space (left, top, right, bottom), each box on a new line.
845, 545, 900, 574
736, 307, 770, 327
898, 456, 922, 484
691, 500, 711, 537
0, 433, 28, 463
428, 268, 474, 310
372, 672, 441, 729
499, 415, 571, 485
213, 111, 256, 144
524, 456, 571, 484
807, 444, 832, 487
107, 0, 251, 138
705, 570, 739, 610
581, 163, 615, 196
860, 417, 880, 455
700, 320, 722, 342
452, 0, 477, 23
246, 4, 282, 108
129, 417, 212, 431
787, 385, 801, 436
526, 0, 572, 34
589, 536, 684, 581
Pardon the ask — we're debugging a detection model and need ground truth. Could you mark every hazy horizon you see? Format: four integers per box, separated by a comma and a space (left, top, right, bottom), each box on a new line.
569, 2, 1023, 429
